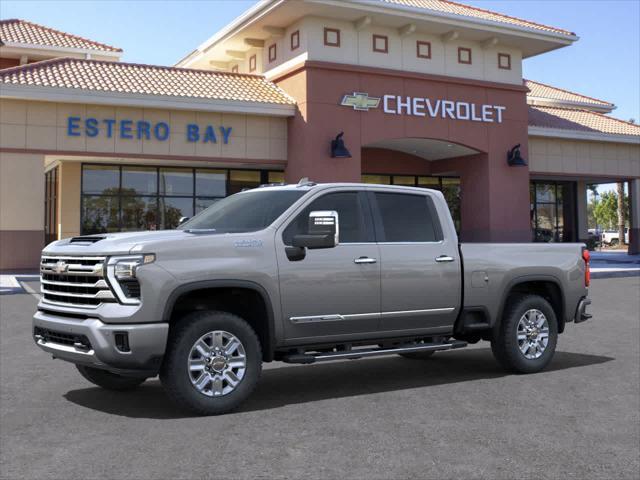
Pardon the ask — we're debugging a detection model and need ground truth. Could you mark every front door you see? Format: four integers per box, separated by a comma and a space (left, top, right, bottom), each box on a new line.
276, 190, 380, 342
369, 189, 461, 333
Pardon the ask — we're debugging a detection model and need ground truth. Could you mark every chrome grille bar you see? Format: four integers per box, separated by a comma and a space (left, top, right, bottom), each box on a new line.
40, 255, 114, 308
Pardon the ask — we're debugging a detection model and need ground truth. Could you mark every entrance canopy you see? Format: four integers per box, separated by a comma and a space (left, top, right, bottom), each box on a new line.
364, 137, 480, 161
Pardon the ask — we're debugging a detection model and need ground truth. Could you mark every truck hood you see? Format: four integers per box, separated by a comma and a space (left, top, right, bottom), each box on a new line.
44, 230, 208, 256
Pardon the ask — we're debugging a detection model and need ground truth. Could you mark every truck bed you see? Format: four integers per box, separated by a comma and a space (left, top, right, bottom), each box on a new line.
460, 242, 587, 327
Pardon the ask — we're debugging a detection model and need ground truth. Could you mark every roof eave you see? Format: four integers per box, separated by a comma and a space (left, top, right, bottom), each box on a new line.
528, 126, 640, 145
175, 0, 577, 67
527, 97, 615, 114
0, 83, 296, 117
320, 0, 578, 40
175, 0, 282, 67
0, 41, 122, 57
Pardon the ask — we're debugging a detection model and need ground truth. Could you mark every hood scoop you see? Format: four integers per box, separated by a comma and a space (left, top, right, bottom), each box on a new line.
69, 235, 106, 244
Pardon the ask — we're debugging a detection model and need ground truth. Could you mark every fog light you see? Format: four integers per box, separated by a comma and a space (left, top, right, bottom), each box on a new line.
114, 332, 130, 352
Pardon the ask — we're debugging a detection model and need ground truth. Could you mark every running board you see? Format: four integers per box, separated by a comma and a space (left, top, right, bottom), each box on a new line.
282, 340, 468, 364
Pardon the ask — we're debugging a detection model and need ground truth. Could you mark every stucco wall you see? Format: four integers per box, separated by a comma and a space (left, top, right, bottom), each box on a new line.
0, 99, 288, 161
0, 151, 44, 270
529, 136, 640, 178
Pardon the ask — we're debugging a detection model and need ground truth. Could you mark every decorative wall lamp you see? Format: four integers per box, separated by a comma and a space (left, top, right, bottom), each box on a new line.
330, 132, 352, 158
507, 144, 527, 166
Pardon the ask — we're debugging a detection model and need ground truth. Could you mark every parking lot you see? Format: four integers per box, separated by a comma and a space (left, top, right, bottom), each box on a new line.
1, 275, 639, 480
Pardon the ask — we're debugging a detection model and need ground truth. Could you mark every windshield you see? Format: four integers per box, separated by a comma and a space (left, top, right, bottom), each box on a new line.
179, 190, 306, 233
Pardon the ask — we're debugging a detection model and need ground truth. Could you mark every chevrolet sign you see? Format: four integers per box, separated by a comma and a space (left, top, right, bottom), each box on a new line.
340, 92, 506, 123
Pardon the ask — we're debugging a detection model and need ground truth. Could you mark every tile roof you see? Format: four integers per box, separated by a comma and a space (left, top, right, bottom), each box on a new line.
525, 79, 613, 108
0, 57, 295, 105
0, 19, 121, 53
378, 0, 575, 36
528, 106, 640, 137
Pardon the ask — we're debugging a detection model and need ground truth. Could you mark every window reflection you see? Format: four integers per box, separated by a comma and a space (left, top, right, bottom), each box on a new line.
82, 165, 119, 195
81, 196, 119, 234
121, 196, 157, 231
80, 165, 283, 234
122, 167, 157, 195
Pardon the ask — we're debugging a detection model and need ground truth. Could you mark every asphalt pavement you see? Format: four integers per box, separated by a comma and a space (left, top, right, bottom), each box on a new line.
1, 276, 639, 480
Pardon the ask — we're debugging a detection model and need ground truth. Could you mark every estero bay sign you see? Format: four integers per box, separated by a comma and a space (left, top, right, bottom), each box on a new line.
341, 92, 506, 123
66, 116, 234, 143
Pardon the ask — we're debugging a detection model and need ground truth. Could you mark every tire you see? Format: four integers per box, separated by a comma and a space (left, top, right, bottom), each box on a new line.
76, 365, 146, 391
160, 311, 262, 416
491, 294, 558, 374
399, 351, 435, 360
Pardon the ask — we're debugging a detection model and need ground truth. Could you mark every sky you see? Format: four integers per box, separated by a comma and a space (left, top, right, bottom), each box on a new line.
2, 0, 638, 191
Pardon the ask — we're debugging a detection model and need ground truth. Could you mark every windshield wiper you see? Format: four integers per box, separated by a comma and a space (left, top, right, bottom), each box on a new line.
184, 228, 217, 234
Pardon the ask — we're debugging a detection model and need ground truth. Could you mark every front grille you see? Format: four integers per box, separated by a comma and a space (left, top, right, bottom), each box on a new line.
34, 326, 92, 350
40, 255, 115, 308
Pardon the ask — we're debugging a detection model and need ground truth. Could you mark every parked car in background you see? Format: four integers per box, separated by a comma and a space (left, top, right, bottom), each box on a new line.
602, 228, 629, 245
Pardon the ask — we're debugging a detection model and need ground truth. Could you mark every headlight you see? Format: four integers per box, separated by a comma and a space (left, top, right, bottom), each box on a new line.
107, 254, 155, 304
114, 254, 155, 280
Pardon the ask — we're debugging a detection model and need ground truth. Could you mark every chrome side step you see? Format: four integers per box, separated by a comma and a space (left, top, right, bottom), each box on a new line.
282, 340, 468, 364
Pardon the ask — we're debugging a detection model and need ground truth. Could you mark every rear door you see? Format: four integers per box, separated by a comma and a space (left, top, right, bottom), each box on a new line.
369, 189, 461, 333
276, 190, 381, 342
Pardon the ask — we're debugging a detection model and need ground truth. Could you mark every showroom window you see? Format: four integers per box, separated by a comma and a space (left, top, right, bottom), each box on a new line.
44, 167, 59, 245
81, 165, 283, 234
530, 181, 577, 243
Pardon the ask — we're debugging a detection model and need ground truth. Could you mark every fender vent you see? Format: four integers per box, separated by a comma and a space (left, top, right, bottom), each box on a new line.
70, 236, 105, 244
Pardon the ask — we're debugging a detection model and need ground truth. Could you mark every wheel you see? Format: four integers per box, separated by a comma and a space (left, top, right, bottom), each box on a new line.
76, 365, 146, 391
399, 351, 435, 360
610, 238, 619, 246
491, 294, 558, 374
160, 311, 262, 416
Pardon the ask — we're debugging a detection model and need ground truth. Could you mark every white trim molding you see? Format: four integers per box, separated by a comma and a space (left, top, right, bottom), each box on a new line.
528, 97, 615, 114
0, 42, 122, 59
0, 84, 297, 117
528, 126, 640, 145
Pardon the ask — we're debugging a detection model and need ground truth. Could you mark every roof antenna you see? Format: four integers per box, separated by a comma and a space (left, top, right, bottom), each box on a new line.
297, 177, 309, 186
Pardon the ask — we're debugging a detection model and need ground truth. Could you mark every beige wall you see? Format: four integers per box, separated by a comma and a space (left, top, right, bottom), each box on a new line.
0, 151, 45, 270
0, 99, 288, 161
529, 136, 640, 178
0, 151, 44, 231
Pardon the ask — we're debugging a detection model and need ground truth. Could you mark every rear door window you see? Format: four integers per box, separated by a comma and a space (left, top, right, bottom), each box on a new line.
372, 192, 443, 242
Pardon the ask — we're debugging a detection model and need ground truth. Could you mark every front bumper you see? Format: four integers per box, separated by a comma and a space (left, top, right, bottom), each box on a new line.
33, 310, 168, 376
574, 297, 592, 324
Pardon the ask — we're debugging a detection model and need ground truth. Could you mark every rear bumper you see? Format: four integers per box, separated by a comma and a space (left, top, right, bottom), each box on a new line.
33, 310, 168, 376
574, 297, 592, 324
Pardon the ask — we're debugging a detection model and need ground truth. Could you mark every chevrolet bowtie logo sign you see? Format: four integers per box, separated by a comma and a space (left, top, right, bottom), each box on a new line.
340, 92, 381, 111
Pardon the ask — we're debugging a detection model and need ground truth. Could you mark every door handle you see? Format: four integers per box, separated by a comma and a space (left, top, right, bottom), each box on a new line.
435, 255, 454, 263
354, 256, 377, 264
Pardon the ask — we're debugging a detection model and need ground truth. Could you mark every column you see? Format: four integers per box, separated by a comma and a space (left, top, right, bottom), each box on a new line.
629, 178, 640, 255
576, 181, 589, 242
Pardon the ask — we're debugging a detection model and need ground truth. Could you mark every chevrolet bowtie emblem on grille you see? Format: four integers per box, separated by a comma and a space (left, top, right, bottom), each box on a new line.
340, 92, 381, 111
53, 260, 68, 274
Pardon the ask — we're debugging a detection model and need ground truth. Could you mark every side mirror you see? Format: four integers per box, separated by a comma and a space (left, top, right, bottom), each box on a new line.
178, 216, 190, 226
293, 210, 339, 249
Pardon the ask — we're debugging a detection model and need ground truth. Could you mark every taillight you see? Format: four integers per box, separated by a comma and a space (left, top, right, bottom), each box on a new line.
582, 248, 590, 287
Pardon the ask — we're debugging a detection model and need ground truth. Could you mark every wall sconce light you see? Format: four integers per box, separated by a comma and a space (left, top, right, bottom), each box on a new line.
331, 132, 352, 158
507, 144, 527, 166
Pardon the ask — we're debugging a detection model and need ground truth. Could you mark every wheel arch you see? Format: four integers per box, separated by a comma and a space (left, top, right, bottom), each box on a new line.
496, 275, 567, 334
163, 280, 276, 361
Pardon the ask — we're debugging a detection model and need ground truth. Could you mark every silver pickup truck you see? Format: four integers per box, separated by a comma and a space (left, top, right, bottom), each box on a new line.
33, 182, 592, 415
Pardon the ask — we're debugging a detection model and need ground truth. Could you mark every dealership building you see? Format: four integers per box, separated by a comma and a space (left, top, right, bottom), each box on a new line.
1, 0, 639, 270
